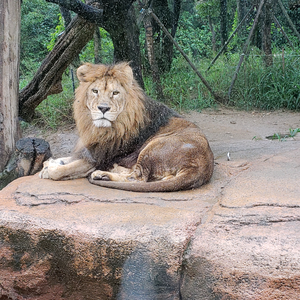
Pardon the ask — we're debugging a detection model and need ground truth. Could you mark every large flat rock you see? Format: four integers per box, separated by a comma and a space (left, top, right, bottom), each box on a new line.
0, 167, 223, 299
181, 147, 300, 300
1, 109, 300, 299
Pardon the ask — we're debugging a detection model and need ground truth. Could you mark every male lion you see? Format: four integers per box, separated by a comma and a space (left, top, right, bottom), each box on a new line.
40, 62, 214, 192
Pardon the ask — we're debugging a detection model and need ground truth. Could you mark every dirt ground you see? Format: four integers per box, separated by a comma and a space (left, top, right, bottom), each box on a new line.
23, 107, 300, 159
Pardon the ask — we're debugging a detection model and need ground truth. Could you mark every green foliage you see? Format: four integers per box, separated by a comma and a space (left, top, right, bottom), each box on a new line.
144, 57, 216, 111
268, 128, 300, 141
145, 48, 300, 113
175, 11, 213, 58
195, 0, 219, 18
21, 0, 60, 75
47, 13, 65, 52
79, 28, 114, 64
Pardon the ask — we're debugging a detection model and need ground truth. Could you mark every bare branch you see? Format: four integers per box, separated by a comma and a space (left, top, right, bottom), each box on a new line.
45, 0, 103, 25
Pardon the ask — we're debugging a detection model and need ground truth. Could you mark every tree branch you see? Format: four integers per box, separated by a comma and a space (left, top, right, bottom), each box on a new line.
45, 0, 103, 25
19, 16, 96, 121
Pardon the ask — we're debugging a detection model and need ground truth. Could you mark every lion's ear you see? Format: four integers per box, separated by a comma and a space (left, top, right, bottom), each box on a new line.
77, 63, 107, 82
113, 62, 134, 85
122, 63, 134, 84
77, 63, 93, 82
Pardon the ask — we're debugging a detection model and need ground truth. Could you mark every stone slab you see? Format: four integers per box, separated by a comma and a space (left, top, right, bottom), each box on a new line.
0, 136, 300, 299
181, 148, 300, 300
0, 168, 223, 300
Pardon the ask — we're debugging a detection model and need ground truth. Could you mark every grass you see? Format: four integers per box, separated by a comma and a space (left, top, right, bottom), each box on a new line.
226, 49, 300, 110
145, 49, 300, 113
266, 128, 300, 141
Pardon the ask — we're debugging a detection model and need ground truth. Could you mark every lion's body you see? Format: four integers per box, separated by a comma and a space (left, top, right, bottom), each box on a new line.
40, 63, 214, 192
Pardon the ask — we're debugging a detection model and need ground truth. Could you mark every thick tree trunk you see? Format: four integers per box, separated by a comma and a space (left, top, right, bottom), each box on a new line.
105, 5, 144, 88
208, 16, 217, 53
262, 0, 273, 67
220, 0, 228, 50
0, 0, 21, 173
47, 0, 143, 84
143, 14, 165, 100
19, 16, 96, 121
0, 138, 51, 189
94, 28, 102, 64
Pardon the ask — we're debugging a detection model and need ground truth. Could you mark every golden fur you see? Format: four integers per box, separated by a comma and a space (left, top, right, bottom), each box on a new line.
40, 62, 214, 192
74, 62, 146, 148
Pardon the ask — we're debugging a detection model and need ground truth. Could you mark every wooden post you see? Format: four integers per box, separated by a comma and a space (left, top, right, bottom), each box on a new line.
0, 0, 21, 172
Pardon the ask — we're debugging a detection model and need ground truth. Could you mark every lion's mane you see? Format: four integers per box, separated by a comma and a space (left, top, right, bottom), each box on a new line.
73, 62, 176, 170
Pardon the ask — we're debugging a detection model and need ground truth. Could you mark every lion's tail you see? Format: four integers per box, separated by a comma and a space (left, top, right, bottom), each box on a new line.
88, 175, 207, 193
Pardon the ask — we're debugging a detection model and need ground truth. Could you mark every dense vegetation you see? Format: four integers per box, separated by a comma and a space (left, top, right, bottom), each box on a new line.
20, 0, 300, 129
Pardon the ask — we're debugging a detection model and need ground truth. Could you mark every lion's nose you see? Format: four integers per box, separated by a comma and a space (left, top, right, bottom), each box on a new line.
98, 106, 111, 114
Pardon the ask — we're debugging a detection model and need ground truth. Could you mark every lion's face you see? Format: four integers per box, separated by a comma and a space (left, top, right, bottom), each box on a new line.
86, 78, 127, 128
74, 63, 146, 147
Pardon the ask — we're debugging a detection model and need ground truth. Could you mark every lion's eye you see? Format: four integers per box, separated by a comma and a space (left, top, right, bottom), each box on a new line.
92, 89, 98, 94
112, 90, 120, 96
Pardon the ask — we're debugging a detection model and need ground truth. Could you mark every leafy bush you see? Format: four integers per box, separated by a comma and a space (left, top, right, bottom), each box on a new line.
175, 11, 213, 59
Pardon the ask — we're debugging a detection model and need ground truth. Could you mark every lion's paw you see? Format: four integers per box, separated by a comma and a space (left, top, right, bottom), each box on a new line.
39, 161, 50, 179
91, 171, 111, 181
39, 158, 64, 179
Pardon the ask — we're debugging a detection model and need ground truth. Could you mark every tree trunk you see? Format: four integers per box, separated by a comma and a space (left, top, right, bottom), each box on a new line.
0, 138, 51, 189
143, 14, 165, 100
59, 5, 72, 26
236, 0, 246, 38
208, 16, 217, 53
94, 28, 102, 64
0, 0, 21, 173
171, 0, 182, 38
105, 5, 144, 88
262, 0, 273, 67
220, 0, 228, 50
152, 0, 181, 73
19, 16, 96, 121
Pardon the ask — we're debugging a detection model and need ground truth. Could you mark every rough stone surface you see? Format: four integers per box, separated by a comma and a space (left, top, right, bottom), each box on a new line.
181, 148, 300, 300
0, 173, 221, 300
1, 109, 300, 299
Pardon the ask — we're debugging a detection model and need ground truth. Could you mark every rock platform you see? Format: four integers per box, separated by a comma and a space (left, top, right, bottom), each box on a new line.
0, 109, 300, 299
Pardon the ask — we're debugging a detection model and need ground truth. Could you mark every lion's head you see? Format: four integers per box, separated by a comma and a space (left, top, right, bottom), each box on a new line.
74, 63, 147, 149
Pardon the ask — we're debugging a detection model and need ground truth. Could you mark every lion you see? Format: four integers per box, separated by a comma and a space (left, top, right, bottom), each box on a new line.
39, 62, 214, 192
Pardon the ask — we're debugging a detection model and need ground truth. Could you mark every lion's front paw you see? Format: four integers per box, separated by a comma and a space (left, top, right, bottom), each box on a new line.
39, 158, 65, 179
91, 171, 111, 181
39, 160, 50, 179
